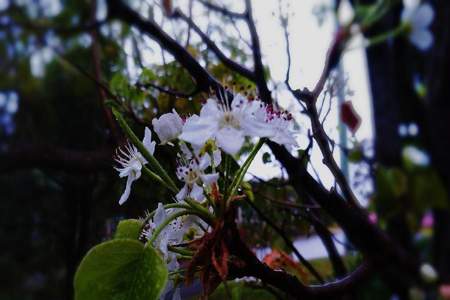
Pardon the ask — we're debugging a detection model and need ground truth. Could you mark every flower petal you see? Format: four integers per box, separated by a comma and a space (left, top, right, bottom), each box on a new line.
119, 174, 137, 205
153, 202, 167, 226
201, 173, 219, 186
176, 184, 189, 202
143, 127, 156, 155
412, 3, 434, 29
215, 127, 245, 155
410, 29, 433, 51
190, 183, 204, 201
212, 149, 222, 167
179, 115, 217, 146
200, 98, 221, 118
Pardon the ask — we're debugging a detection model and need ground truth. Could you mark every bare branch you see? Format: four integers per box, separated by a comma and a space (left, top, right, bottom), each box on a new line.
244, 0, 272, 103
244, 198, 325, 284
196, 0, 246, 19
171, 9, 256, 81
136, 81, 199, 98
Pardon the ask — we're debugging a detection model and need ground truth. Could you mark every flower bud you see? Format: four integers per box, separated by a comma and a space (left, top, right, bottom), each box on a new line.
152, 109, 183, 145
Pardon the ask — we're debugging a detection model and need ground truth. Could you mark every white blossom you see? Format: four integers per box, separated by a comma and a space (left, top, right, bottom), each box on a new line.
114, 128, 156, 205
143, 203, 185, 300
175, 155, 219, 202
152, 109, 184, 145
401, 1, 434, 51
179, 94, 272, 155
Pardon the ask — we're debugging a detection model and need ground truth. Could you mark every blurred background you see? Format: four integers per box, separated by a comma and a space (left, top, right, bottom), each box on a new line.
1, 0, 450, 299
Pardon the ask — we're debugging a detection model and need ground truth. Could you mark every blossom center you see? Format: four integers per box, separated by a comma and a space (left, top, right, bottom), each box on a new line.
219, 112, 240, 129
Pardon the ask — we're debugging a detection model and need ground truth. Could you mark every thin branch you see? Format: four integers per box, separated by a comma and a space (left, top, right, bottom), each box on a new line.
244, 0, 272, 103
244, 198, 325, 284
171, 9, 256, 81
136, 81, 199, 98
196, 0, 246, 19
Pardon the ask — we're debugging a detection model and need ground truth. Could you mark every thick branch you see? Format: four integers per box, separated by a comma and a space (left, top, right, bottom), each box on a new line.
229, 220, 372, 299
107, 0, 220, 92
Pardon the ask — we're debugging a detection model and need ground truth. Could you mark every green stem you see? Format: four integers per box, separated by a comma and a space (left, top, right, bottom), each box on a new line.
226, 139, 264, 202
112, 108, 179, 192
367, 24, 407, 48
184, 198, 215, 222
168, 245, 194, 256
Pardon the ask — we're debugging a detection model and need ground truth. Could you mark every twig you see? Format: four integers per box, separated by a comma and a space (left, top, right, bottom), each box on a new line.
244, 198, 325, 283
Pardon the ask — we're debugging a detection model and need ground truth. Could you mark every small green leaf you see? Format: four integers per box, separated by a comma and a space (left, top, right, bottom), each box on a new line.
74, 239, 168, 300
114, 219, 144, 240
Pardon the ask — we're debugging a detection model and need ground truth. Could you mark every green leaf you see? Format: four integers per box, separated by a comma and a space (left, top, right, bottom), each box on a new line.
110, 73, 130, 97
74, 239, 168, 300
114, 219, 144, 240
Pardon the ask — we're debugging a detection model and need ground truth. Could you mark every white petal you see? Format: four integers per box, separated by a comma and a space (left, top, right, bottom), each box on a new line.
242, 117, 273, 138
153, 203, 167, 226
152, 110, 183, 144
190, 183, 204, 201
215, 127, 245, 155
179, 115, 217, 146
410, 29, 433, 51
212, 149, 222, 167
200, 98, 221, 118
176, 184, 189, 202
143, 127, 156, 154
231, 94, 249, 111
199, 154, 211, 170
412, 3, 434, 29
119, 174, 137, 205
201, 173, 219, 186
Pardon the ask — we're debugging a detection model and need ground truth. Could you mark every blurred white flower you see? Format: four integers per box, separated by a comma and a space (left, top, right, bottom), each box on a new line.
401, 1, 434, 51
114, 128, 155, 205
402, 145, 430, 166
420, 263, 438, 283
152, 109, 184, 145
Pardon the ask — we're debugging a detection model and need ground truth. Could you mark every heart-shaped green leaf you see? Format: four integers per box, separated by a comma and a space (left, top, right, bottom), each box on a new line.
74, 239, 168, 300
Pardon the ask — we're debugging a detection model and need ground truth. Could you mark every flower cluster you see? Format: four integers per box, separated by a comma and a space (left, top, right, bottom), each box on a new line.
113, 91, 299, 299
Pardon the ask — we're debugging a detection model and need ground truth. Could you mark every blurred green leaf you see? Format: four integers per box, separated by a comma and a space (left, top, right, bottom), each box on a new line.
74, 239, 168, 300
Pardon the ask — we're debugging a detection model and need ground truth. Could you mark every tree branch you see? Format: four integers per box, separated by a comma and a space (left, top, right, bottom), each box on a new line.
171, 9, 256, 81
244, 198, 325, 284
107, 0, 221, 92
244, 0, 272, 103
196, 0, 246, 19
